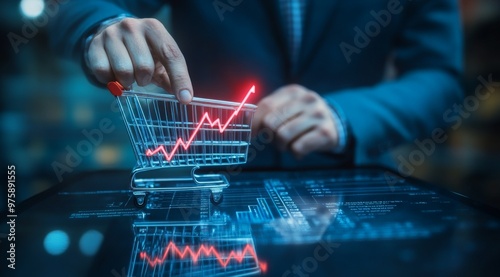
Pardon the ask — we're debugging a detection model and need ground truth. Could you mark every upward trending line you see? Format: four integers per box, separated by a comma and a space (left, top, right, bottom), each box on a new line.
145, 85, 255, 162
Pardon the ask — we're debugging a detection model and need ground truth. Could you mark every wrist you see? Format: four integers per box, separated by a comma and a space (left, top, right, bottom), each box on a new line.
327, 101, 349, 154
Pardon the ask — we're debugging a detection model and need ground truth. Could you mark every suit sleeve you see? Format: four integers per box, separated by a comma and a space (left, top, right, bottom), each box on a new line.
48, 0, 165, 60
324, 0, 463, 164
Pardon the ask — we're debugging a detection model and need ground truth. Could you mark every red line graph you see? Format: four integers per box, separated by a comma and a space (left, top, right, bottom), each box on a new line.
139, 241, 267, 272
145, 85, 256, 161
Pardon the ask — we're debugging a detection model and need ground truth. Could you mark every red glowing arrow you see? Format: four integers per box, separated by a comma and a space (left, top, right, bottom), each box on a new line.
145, 85, 255, 161
139, 241, 267, 273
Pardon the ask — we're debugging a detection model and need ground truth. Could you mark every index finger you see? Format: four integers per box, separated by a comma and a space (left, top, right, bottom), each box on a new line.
145, 20, 193, 104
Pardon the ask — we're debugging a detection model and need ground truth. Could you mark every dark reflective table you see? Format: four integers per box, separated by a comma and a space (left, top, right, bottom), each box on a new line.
2, 167, 500, 276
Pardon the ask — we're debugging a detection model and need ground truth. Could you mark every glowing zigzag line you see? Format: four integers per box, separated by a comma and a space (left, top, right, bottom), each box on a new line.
139, 241, 266, 270
145, 85, 255, 161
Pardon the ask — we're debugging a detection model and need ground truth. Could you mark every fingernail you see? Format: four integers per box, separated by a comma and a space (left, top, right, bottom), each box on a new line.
140, 76, 150, 86
179, 89, 192, 103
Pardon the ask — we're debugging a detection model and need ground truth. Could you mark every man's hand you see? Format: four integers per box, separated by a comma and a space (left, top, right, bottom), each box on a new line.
87, 18, 193, 104
252, 84, 339, 159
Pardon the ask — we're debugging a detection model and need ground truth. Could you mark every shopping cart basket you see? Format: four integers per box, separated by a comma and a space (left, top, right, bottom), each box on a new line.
108, 82, 257, 207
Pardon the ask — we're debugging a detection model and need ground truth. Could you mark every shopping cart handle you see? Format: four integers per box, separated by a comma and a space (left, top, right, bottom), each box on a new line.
107, 81, 124, 96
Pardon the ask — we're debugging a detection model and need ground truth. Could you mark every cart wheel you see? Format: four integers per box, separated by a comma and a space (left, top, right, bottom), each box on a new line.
133, 192, 147, 208
210, 192, 224, 205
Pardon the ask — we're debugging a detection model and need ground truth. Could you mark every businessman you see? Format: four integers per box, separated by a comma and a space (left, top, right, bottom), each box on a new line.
49, 0, 463, 169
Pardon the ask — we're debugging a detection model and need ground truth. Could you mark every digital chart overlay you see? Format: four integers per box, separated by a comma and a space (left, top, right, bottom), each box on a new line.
145, 85, 255, 162
129, 224, 265, 277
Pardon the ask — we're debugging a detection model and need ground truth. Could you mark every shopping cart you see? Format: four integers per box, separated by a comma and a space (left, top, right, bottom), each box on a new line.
108, 82, 257, 207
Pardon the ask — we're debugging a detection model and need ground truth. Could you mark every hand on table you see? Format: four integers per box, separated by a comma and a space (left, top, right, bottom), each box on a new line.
252, 84, 339, 159
87, 18, 193, 104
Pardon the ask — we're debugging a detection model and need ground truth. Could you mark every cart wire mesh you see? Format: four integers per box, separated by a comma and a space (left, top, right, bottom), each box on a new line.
116, 87, 257, 170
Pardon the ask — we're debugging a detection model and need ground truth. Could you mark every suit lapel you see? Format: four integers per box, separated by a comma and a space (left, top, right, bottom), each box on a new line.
296, 0, 340, 78
260, 0, 293, 80
259, 0, 340, 81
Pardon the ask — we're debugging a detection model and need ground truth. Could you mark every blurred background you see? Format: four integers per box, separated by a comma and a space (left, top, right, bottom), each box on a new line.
0, 0, 499, 209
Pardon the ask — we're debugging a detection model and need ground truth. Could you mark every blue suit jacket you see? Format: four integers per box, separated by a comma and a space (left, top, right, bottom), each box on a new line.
49, 0, 463, 169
